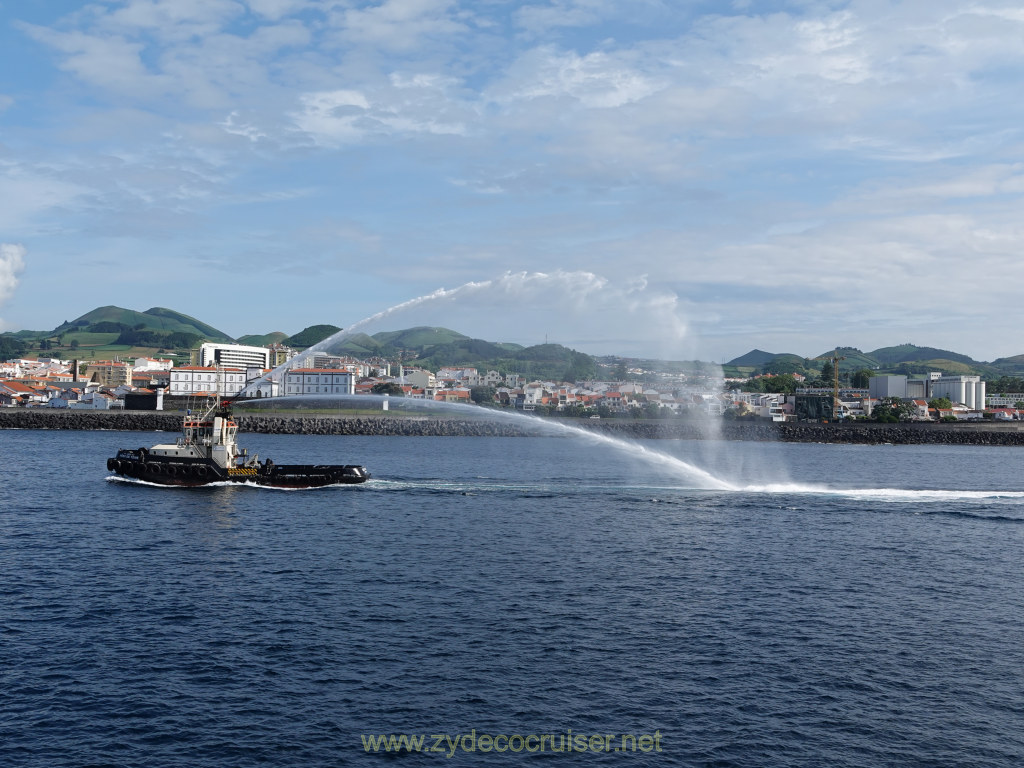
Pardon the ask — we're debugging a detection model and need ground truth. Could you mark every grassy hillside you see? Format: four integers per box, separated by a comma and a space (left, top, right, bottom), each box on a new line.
53, 306, 234, 342
238, 331, 290, 346
811, 347, 879, 372
868, 344, 976, 367
727, 349, 786, 367
370, 326, 471, 350
285, 324, 342, 349
725, 343, 1008, 380
330, 332, 384, 358
324, 328, 591, 380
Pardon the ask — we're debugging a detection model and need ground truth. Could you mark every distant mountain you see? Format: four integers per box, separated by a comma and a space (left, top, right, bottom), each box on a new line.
989, 354, 1024, 377
54, 306, 234, 343
11, 304, 1024, 381
867, 344, 976, 367
325, 326, 589, 380
810, 347, 879, 371
238, 331, 290, 347
370, 326, 474, 350
727, 349, 790, 367
329, 326, 492, 358
285, 324, 342, 349
329, 332, 384, 358
726, 343, 1003, 379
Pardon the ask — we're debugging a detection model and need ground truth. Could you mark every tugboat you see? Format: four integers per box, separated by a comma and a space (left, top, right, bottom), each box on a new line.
107, 397, 370, 488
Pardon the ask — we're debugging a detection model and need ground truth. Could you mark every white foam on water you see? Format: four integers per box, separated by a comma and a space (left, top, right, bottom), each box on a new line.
734, 481, 1024, 502
106, 475, 366, 491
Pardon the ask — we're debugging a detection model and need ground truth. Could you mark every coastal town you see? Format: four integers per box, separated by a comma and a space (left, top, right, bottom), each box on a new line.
1, 339, 1020, 423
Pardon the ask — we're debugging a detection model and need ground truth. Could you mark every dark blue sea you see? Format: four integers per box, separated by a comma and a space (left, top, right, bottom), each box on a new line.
2, 427, 1023, 767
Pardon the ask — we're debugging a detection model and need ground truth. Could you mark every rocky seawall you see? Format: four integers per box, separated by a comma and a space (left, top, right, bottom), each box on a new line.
4, 409, 1024, 444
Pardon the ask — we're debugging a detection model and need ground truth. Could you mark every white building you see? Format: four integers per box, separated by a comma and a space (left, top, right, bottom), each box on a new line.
987, 393, 1024, 408
283, 368, 355, 396
197, 342, 271, 369
437, 367, 481, 386
169, 366, 247, 397
69, 393, 114, 410
133, 357, 174, 372
304, 355, 370, 377
402, 368, 437, 390
869, 375, 908, 399
931, 375, 986, 411
242, 368, 280, 398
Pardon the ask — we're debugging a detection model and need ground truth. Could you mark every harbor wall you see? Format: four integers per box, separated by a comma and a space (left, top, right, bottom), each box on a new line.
3, 409, 1024, 444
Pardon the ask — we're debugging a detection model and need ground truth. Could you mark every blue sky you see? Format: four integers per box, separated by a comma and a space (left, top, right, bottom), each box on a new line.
2, 0, 1024, 363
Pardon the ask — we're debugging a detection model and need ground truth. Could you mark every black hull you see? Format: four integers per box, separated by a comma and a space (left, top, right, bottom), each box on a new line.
107, 455, 369, 488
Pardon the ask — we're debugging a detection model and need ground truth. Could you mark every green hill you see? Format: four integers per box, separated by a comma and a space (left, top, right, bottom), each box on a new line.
868, 344, 976, 367
329, 332, 384, 358
324, 327, 590, 380
285, 324, 342, 349
726, 344, 1004, 380
810, 347, 879, 372
54, 306, 234, 342
238, 331, 290, 346
370, 326, 472, 351
15, 305, 1024, 382
726, 349, 787, 367
327, 326, 508, 359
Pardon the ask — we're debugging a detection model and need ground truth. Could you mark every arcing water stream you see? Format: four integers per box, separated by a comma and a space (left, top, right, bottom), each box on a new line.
236, 271, 1024, 503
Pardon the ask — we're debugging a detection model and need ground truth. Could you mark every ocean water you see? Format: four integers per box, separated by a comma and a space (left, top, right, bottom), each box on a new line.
2, 428, 1023, 767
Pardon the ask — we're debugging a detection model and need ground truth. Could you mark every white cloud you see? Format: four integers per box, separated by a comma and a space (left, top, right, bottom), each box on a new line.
514, 0, 614, 35
338, 0, 469, 52
101, 0, 245, 40
0, 243, 26, 315
0, 164, 91, 232
291, 78, 470, 145
491, 46, 662, 108
19, 25, 175, 100
7, 1, 1024, 357
244, 0, 314, 21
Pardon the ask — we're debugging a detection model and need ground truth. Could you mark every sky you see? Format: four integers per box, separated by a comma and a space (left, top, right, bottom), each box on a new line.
2, 0, 1024, 364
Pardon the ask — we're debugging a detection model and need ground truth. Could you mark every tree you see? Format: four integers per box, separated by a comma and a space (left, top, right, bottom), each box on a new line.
872, 397, 914, 422
762, 374, 798, 394
763, 358, 804, 376
371, 382, 404, 396
470, 386, 496, 405
820, 359, 835, 383
928, 397, 952, 410
0, 334, 27, 359
70, 339, 79, 350
852, 369, 873, 389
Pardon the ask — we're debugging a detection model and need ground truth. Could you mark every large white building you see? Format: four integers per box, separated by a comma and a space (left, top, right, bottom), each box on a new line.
170, 366, 247, 397
931, 375, 986, 411
283, 368, 355, 397
197, 342, 271, 369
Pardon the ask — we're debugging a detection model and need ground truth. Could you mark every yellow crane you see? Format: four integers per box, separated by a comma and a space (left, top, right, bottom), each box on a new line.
831, 350, 846, 421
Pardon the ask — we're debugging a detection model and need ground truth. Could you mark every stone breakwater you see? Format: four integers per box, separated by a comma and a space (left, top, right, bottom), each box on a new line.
4, 409, 1024, 444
